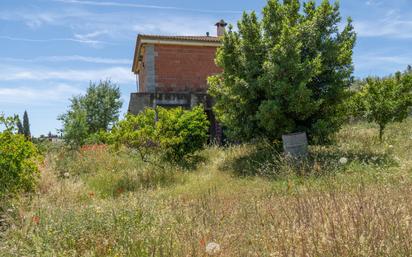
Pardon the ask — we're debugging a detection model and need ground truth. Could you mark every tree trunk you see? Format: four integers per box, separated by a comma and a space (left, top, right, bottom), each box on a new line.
379, 124, 385, 142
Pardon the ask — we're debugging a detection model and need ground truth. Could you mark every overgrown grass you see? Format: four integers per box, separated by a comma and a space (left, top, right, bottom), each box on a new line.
1, 119, 411, 256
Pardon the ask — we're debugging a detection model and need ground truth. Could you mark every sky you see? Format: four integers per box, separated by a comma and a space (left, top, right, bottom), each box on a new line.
0, 0, 411, 136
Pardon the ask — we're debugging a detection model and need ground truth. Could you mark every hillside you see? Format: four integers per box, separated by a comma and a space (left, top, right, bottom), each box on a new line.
1, 119, 412, 257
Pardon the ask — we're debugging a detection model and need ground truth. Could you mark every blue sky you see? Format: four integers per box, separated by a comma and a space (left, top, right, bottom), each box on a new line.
0, 0, 411, 136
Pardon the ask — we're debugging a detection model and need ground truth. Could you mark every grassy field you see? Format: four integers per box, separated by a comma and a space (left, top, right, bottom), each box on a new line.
1, 119, 412, 257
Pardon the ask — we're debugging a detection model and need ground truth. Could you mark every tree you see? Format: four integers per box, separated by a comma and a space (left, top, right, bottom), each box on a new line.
352, 72, 412, 141
82, 80, 123, 133
59, 97, 91, 148
59, 80, 123, 147
22, 110, 31, 139
16, 115, 24, 135
209, 0, 356, 144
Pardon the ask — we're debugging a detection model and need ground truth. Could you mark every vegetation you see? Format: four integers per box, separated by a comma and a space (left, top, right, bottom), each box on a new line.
0, 115, 40, 198
16, 115, 23, 135
59, 80, 122, 147
1, 2, 411, 256
209, 0, 356, 143
22, 110, 31, 140
351, 70, 412, 141
112, 106, 210, 162
1, 118, 412, 256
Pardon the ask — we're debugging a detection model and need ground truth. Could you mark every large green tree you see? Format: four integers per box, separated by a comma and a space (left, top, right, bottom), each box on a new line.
59, 80, 122, 147
209, 0, 356, 144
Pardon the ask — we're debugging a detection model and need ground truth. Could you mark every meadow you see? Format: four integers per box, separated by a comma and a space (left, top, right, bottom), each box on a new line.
1, 119, 411, 257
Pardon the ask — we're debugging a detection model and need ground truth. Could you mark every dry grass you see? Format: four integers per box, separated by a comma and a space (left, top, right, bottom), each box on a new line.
0, 119, 411, 256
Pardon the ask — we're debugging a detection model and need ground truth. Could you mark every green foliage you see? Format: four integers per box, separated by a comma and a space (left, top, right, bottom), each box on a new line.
0, 114, 40, 198
82, 80, 123, 134
112, 106, 209, 162
351, 71, 412, 141
209, 0, 356, 144
59, 80, 122, 147
59, 98, 90, 148
16, 115, 24, 135
22, 110, 31, 139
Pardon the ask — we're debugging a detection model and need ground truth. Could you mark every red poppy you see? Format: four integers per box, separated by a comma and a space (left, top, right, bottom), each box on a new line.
32, 215, 40, 225
200, 238, 206, 247
116, 187, 125, 195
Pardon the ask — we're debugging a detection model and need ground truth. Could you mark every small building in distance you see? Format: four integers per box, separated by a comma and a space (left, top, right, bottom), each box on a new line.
128, 20, 228, 142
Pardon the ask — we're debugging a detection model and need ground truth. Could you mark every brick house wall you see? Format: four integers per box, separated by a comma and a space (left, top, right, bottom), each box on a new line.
154, 45, 222, 93
137, 43, 221, 93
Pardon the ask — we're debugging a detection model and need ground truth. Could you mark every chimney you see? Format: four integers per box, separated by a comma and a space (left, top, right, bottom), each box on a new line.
215, 19, 228, 37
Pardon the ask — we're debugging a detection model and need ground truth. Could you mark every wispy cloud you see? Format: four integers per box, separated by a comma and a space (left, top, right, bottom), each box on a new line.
55, 0, 243, 14
354, 10, 412, 38
355, 51, 412, 76
0, 35, 110, 46
0, 84, 83, 104
0, 56, 131, 65
74, 30, 110, 41
0, 65, 135, 84
366, 0, 383, 6
0, 9, 91, 29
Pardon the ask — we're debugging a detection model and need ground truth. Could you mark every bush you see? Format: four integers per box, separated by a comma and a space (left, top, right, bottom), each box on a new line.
156, 106, 210, 160
0, 115, 40, 198
112, 106, 209, 162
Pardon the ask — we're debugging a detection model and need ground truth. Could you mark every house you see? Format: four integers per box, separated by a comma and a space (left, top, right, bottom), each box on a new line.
128, 20, 228, 142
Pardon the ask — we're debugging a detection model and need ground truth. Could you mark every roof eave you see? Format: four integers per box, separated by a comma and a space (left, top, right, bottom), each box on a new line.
132, 35, 221, 74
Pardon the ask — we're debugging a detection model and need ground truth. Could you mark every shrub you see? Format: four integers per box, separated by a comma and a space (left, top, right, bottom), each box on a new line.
351, 71, 412, 141
156, 106, 210, 160
0, 115, 40, 198
112, 106, 209, 162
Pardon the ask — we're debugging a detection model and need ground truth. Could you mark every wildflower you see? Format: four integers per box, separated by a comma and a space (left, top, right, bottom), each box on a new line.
205, 242, 221, 255
116, 188, 124, 195
339, 157, 348, 165
32, 215, 40, 225
63, 172, 70, 178
200, 238, 206, 247
88, 192, 95, 198
388, 145, 394, 148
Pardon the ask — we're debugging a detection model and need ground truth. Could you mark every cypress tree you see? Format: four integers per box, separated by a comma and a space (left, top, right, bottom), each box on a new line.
23, 110, 31, 139
16, 115, 24, 135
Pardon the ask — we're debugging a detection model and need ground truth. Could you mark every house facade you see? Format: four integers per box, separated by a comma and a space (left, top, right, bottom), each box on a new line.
128, 20, 227, 142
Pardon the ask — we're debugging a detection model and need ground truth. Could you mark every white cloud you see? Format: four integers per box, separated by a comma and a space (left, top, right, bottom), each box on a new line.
74, 30, 109, 41
0, 9, 91, 29
354, 10, 412, 38
0, 56, 131, 65
0, 84, 83, 104
366, 0, 383, 6
0, 35, 109, 46
0, 66, 135, 84
55, 0, 242, 14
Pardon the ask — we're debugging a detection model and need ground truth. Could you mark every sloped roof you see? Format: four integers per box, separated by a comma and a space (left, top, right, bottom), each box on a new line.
132, 34, 222, 73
